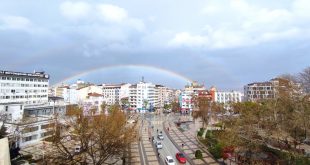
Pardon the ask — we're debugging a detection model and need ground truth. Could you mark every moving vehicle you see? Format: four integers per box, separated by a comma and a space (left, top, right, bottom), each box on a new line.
175, 152, 187, 163
165, 156, 175, 165
156, 141, 163, 149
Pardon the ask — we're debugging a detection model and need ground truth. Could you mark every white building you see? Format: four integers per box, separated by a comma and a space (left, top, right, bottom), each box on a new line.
0, 70, 65, 148
179, 81, 206, 113
0, 70, 49, 105
102, 84, 121, 105
76, 85, 102, 103
101, 83, 131, 105
82, 93, 105, 115
129, 81, 157, 112
214, 91, 243, 104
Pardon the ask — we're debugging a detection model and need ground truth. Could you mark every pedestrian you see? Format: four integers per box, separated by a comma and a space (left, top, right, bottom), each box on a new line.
182, 143, 184, 148
158, 152, 160, 157
157, 129, 158, 133
167, 127, 169, 131
149, 137, 151, 141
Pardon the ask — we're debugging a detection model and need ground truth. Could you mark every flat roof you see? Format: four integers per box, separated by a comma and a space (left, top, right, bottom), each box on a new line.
0, 70, 49, 79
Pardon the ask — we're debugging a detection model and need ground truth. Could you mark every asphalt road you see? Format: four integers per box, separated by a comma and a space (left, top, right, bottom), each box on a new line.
145, 113, 190, 165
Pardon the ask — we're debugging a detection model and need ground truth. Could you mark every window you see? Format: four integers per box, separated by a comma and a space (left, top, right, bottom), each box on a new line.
22, 126, 39, 133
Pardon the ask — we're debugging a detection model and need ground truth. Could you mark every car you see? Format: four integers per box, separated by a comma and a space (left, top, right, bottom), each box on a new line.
175, 152, 186, 163
158, 134, 164, 140
74, 146, 81, 153
303, 138, 310, 145
156, 141, 163, 149
165, 156, 175, 165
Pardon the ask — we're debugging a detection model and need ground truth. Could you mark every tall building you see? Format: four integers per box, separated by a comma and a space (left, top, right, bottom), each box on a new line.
0, 70, 65, 148
0, 70, 49, 105
156, 85, 174, 108
128, 81, 157, 112
101, 84, 121, 105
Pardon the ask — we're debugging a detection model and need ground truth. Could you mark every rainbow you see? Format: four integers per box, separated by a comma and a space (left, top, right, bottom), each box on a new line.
53, 64, 194, 86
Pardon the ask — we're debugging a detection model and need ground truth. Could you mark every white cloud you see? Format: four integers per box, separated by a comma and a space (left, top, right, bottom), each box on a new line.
60, 1, 91, 20
0, 16, 31, 30
97, 4, 128, 23
202, 5, 220, 14
191, 0, 310, 49
169, 32, 208, 47
293, 0, 310, 18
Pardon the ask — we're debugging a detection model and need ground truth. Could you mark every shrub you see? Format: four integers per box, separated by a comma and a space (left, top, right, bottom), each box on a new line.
209, 143, 223, 159
195, 150, 203, 159
205, 130, 213, 139
197, 130, 203, 137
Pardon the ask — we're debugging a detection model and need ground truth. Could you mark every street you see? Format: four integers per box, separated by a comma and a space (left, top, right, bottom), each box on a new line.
143, 112, 191, 165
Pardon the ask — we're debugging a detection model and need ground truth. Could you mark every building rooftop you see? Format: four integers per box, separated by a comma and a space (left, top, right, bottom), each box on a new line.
0, 70, 49, 79
88, 92, 103, 97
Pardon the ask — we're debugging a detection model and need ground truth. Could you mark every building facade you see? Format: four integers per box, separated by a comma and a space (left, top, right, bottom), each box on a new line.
244, 78, 301, 102
0, 70, 49, 105
215, 91, 243, 104
156, 85, 174, 108
102, 84, 121, 105
0, 70, 65, 148
129, 81, 158, 112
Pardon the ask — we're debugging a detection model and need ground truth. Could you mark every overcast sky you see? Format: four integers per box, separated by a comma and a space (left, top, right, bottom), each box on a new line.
0, 0, 309, 90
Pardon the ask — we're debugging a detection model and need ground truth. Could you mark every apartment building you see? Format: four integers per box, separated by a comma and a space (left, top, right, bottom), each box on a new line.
156, 85, 174, 108
0, 70, 49, 105
244, 77, 301, 102
0, 70, 65, 148
179, 81, 206, 113
129, 81, 157, 112
214, 90, 243, 104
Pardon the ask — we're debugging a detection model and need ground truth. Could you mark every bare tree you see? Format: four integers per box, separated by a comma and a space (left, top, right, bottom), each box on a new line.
299, 67, 310, 93
46, 105, 137, 165
192, 95, 211, 128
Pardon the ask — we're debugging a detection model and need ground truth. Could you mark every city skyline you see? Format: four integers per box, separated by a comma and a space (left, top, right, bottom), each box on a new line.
1, 0, 309, 89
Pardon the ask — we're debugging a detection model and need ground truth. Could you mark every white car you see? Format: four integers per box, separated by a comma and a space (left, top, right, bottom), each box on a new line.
74, 146, 81, 153
158, 134, 164, 140
165, 156, 175, 165
156, 141, 163, 149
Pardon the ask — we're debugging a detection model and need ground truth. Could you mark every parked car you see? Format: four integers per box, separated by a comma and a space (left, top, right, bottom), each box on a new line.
158, 134, 164, 140
156, 141, 163, 149
175, 152, 186, 163
74, 146, 81, 153
303, 138, 310, 145
165, 156, 175, 165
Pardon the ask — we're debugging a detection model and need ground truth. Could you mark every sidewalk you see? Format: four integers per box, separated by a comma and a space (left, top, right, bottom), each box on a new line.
164, 121, 219, 165
128, 119, 159, 165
